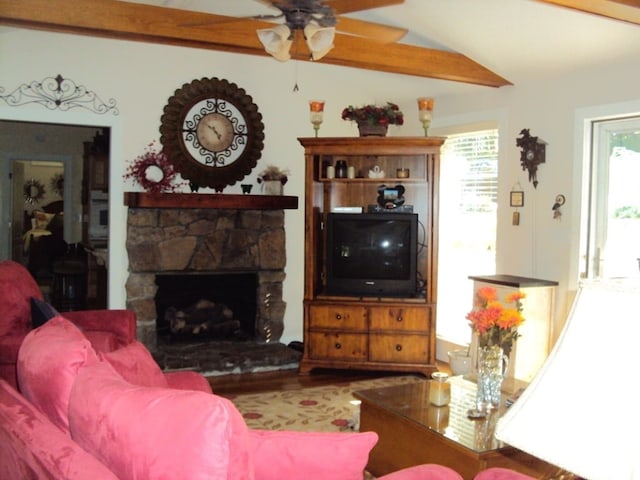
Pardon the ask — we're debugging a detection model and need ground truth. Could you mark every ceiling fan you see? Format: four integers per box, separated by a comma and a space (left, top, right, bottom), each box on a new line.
222, 0, 409, 61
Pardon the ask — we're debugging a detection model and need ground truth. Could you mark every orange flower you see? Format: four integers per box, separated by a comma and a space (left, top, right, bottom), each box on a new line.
475, 286, 498, 305
466, 286, 526, 356
505, 291, 526, 304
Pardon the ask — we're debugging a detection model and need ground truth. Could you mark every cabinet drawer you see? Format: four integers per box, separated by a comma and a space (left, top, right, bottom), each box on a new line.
307, 332, 368, 360
369, 334, 429, 363
309, 305, 367, 330
369, 306, 430, 331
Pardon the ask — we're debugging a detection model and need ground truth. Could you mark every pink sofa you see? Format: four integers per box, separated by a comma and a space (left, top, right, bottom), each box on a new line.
474, 468, 536, 480
2, 316, 465, 480
0, 259, 136, 388
0, 269, 464, 480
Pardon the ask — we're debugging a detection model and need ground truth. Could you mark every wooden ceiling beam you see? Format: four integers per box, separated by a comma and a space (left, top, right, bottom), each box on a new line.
534, 0, 640, 26
0, 0, 511, 87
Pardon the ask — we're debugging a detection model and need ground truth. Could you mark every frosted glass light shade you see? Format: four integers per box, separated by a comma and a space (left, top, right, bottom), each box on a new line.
496, 279, 640, 480
257, 24, 292, 62
304, 24, 335, 60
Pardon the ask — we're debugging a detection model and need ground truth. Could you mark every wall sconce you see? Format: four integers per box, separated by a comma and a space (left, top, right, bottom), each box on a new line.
309, 100, 325, 137
417, 97, 434, 137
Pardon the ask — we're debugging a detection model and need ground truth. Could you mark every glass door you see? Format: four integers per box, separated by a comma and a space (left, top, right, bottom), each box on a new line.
585, 116, 640, 279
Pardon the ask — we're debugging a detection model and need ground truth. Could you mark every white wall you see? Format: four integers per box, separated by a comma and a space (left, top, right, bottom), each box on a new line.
1, 26, 638, 345
434, 63, 640, 342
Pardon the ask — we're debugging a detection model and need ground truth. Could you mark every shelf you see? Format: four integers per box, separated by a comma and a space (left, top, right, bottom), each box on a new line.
319, 178, 425, 183
124, 192, 298, 210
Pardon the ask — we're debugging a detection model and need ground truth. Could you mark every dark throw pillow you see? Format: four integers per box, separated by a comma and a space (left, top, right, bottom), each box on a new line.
31, 297, 60, 328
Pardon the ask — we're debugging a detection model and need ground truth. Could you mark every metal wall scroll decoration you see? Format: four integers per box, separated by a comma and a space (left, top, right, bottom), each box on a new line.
0, 74, 119, 115
516, 128, 546, 188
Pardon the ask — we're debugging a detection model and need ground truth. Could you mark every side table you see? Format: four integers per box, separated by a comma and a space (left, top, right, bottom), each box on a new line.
354, 376, 560, 480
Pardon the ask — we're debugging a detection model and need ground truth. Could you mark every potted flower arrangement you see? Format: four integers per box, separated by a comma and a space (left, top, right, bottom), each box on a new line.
341, 102, 404, 136
257, 165, 290, 195
466, 286, 526, 413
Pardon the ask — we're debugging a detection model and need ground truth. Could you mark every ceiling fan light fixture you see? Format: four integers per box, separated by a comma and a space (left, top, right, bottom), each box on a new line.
257, 24, 293, 62
304, 24, 335, 61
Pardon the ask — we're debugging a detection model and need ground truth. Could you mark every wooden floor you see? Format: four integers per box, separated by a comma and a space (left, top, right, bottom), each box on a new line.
208, 364, 450, 396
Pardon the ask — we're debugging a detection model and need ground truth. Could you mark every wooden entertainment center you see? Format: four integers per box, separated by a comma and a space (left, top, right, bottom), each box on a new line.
298, 137, 444, 377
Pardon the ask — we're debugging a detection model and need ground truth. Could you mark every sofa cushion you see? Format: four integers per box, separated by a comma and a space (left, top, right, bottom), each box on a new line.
0, 260, 43, 337
100, 340, 168, 388
33, 210, 55, 229
69, 360, 254, 480
82, 331, 119, 353
0, 379, 119, 480
249, 429, 378, 480
30, 297, 59, 328
17, 315, 98, 432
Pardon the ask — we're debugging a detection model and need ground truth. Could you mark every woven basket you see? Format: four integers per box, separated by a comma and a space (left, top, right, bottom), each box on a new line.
357, 122, 388, 137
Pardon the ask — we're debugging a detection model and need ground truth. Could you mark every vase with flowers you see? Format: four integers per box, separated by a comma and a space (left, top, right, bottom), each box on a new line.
466, 286, 526, 416
257, 165, 290, 195
341, 102, 404, 137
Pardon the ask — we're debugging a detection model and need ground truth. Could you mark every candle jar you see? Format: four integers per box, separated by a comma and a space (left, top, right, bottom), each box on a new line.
429, 372, 451, 406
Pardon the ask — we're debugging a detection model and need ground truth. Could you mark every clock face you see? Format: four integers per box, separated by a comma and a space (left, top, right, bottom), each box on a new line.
195, 113, 235, 153
526, 149, 535, 161
160, 77, 264, 192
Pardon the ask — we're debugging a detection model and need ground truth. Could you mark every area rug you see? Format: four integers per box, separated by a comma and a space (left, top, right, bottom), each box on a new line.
224, 374, 424, 433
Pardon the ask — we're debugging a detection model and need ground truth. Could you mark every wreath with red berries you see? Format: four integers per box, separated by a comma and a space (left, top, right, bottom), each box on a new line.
124, 141, 185, 193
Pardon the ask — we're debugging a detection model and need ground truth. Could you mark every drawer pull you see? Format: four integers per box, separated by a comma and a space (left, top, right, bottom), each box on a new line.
395, 344, 403, 352
335, 313, 342, 320
396, 315, 403, 322
334, 342, 342, 350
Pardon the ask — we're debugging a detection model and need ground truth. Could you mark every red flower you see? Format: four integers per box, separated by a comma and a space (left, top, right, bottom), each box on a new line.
341, 102, 404, 126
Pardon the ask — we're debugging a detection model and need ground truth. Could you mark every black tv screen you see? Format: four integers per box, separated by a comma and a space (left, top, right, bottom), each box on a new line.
325, 212, 418, 297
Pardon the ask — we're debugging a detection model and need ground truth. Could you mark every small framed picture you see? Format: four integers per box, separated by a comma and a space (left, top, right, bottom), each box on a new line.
510, 191, 524, 208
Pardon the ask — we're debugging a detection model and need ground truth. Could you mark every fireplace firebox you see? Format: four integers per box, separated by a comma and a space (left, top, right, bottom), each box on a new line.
155, 273, 258, 341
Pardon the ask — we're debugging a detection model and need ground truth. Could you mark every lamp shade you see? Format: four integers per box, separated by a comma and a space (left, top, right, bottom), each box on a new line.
257, 24, 292, 62
496, 279, 640, 480
304, 24, 335, 60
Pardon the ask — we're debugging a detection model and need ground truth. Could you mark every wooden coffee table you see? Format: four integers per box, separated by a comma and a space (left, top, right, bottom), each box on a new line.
354, 376, 559, 480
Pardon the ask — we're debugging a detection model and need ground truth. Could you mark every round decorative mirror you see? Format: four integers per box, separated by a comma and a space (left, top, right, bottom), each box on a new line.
50, 172, 64, 197
24, 179, 46, 204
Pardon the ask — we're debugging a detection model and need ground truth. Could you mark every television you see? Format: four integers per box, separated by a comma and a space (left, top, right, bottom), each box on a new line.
325, 212, 419, 298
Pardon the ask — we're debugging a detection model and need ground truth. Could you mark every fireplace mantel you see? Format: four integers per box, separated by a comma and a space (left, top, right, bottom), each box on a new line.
124, 192, 298, 210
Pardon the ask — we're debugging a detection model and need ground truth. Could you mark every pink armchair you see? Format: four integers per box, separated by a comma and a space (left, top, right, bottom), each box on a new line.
0, 260, 135, 388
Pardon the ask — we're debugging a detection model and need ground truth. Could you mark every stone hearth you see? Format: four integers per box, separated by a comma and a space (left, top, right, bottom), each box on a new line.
124, 204, 291, 372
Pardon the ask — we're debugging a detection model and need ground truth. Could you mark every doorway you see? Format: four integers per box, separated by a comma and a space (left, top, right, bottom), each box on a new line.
0, 120, 109, 304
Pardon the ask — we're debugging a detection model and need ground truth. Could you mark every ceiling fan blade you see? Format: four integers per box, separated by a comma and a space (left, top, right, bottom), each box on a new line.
327, 0, 404, 15
336, 16, 407, 43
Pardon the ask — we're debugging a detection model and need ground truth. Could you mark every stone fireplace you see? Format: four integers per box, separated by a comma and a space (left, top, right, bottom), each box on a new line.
124, 193, 296, 357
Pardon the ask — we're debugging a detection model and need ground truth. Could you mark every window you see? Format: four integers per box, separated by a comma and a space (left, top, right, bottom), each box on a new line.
584, 116, 640, 279
437, 130, 498, 345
